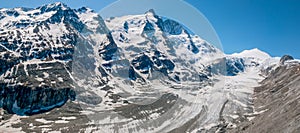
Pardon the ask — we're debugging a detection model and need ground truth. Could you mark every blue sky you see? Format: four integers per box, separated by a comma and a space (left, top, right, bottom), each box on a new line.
1, 0, 299, 58
187, 0, 300, 58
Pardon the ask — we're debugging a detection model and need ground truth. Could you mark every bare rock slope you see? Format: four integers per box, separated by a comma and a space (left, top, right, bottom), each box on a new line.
233, 59, 300, 133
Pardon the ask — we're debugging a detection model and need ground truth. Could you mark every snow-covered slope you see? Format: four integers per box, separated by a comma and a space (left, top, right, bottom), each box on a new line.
230, 48, 271, 60
226, 48, 279, 76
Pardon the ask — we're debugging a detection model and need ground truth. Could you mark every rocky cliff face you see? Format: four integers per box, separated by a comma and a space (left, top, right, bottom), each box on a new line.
0, 83, 75, 115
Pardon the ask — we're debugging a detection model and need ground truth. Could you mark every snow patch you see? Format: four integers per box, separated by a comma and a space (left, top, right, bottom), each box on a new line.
35, 118, 53, 124
57, 77, 64, 82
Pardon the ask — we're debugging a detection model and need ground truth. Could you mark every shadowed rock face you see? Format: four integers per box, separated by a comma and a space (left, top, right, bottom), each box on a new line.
226, 58, 245, 76
0, 83, 75, 115
232, 64, 300, 133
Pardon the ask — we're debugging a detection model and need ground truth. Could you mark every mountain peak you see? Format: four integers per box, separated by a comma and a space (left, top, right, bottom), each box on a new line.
231, 48, 271, 60
76, 6, 94, 13
38, 2, 69, 12
50, 2, 67, 8
145, 9, 156, 16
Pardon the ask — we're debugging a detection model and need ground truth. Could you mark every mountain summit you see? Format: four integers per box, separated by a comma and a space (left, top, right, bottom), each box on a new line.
231, 48, 271, 60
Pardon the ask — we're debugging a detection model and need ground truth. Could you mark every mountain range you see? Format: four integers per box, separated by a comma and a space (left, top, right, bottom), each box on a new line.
0, 2, 299, 133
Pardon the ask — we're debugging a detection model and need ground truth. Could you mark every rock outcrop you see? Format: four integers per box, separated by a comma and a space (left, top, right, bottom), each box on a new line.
280, 55, 294, 65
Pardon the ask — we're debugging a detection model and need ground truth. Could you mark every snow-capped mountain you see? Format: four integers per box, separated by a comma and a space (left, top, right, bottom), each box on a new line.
0, 2, 83, 115
0, 2, 299, 133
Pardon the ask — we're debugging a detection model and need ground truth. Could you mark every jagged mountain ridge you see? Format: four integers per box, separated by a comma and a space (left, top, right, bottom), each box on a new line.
0, 2, 298, 133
